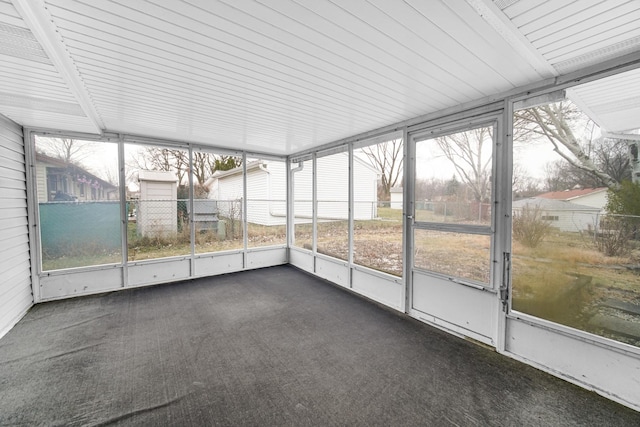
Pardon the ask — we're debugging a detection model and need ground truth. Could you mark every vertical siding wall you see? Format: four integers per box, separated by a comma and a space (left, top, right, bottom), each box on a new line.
0, 116, 32, 338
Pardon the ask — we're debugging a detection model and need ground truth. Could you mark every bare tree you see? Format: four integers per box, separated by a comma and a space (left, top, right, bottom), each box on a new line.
512, 163, 541, 198
128, 147, 189, 185
514, 102, 620, 189
361, 138, 403, 200
435, 127, 492, 202
38, 137, 90, 164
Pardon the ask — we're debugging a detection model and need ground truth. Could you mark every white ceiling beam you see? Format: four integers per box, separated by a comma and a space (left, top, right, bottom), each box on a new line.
11, 0, 104, 133
465, 0, 558, 78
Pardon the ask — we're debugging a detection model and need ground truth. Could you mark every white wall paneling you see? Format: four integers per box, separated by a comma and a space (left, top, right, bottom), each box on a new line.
245, 247, 287, 270
351, 267, 403, 311
314, 255, 349, 289
193, 252, 244, 278
0, 114, 32, 338
411, 270, 498, 346
505, 316, 640, 412
39, 266, 121, 301
289, 247, 314, 274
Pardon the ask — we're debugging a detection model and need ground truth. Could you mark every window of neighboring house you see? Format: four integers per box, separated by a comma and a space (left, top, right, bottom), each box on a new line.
541, 215, 559, 221
79, 183, 85, 197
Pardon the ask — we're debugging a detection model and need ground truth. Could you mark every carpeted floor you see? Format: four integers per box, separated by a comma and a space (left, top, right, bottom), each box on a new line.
1, 265, 638, 426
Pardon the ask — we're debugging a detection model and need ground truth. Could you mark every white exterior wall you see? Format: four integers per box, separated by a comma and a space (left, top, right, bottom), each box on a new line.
316, 153, 378, 221
0, 115, 32, 338
216, 170, 243, 221
551, 210, 600, 233
245, 162, 287, 226
218, 156, 377, 226
35, 162, 47, 203
570, 191, 607, 211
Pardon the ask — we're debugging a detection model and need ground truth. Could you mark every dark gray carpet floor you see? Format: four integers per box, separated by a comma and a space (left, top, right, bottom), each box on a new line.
1, 265, 639, 426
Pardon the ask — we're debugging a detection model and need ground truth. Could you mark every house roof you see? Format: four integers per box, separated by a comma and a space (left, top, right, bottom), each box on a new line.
512, 197, 600, 212
1, 2, 639, 156
537, 187, 607, 201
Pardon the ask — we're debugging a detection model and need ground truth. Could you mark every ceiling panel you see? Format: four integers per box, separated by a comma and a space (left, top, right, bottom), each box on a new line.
498, 0, 640, 74
39, 0, 549, 154
0, 0, 99, 133
1, 0, 638, 155
567, 67, 640, 133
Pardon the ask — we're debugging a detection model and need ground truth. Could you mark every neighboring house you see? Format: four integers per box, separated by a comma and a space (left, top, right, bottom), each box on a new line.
35, 152, 118, 203
390, 187, 403, 209
207, 155, 379, 225
537, 187, 608, 211
512, 197, 601, 233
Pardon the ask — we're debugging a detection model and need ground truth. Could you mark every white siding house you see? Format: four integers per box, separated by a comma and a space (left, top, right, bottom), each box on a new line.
35, 153, 118, 203
208, 155, 379, 225
512, 198, 601, 233
537, 188, 608, 211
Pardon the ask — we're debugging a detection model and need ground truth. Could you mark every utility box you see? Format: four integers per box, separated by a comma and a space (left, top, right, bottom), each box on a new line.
137, 170, 178, 238
191, 199, 226, 239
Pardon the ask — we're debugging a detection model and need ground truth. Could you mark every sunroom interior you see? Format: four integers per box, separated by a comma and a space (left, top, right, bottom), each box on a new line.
2, 0, 640, 420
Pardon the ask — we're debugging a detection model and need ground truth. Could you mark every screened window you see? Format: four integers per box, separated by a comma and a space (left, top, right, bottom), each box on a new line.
35, 137, 121, 270
125, 143, 191, 261
512, 71, 640, 348
316, 151, 349, 260
292, 159, 313, 250
353, 137, 403, 276
246, 157, 286, 248
413, 125, 494, 286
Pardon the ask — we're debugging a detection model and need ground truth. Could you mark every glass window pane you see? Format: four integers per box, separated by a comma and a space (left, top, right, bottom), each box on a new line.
35, 137, 121, 270
246, 158, 286, 248
293, 159, 313, 249
415, 126, 493, 226
512, 71, 640, 348
193, 152, 244, 254
354, 138, 403, 276
125, 144, 191, 260
316, 152, 348, 260
414, 229, 491, 284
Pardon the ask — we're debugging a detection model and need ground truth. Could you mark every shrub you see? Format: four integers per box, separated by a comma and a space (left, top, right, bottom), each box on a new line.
512, 205, 552, 248
595, 216, 633, 257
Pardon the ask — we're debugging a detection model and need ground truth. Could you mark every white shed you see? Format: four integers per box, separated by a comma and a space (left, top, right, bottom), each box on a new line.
390, 187, 403, 209
512, 198, 601, 233
137, 170, 178, 237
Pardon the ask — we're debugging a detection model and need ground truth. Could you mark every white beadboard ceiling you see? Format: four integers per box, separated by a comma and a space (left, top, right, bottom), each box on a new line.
0, 0, 639, 155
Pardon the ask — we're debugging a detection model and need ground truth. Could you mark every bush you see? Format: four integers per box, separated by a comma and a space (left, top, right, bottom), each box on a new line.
595, 216, 633, 256
512, 206, 552, 248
